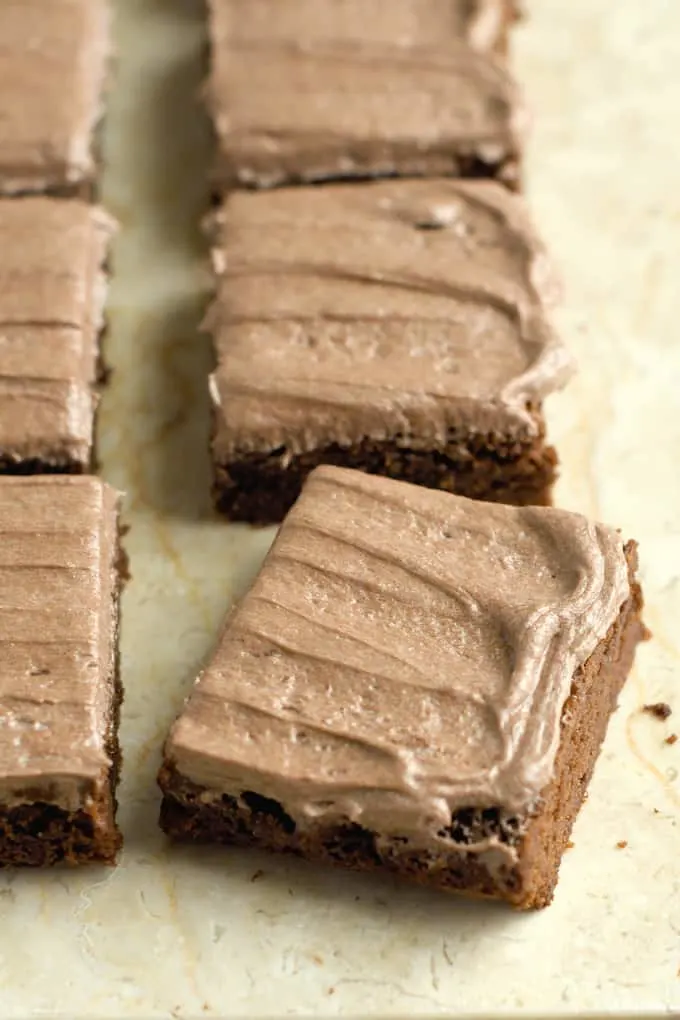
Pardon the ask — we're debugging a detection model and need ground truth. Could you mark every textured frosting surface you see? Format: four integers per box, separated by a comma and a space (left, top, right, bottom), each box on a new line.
0, 198, 114, 468
0, 0, 110, 194
207, 0, 524, 186
0, 477, 120, 810
167, 466, 630, 848
213, 0, 512, 51
208, 179, 572, 459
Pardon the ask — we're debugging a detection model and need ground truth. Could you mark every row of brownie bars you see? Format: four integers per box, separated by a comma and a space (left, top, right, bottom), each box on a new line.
0, 1, 648, 909
154, 0, 647, 909
0, 1, 123, 864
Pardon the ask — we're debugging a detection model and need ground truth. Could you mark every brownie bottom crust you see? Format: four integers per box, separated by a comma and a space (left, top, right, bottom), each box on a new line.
0, 542, 127, 867
159, 544, 645, 909
0, 456, 88, 476
214, 422, 558, 525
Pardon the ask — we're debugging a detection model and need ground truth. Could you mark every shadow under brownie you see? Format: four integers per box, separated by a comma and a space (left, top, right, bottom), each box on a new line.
160, 466, 646, 909
0, 0, 110, 197
206, 178, 571, 524
0, 477, 124, 866
0, 198, 115, 475
206, 0, 525, 191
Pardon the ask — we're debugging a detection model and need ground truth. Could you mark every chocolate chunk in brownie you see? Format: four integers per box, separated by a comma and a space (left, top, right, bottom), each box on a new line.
159, 466, 646, 909
206, 178, 571, 523
643, 702, 672, 720
0, 477, 124, 866
207, 0, 525, 191
0, 0, 110, 197
0, 198, 115, 474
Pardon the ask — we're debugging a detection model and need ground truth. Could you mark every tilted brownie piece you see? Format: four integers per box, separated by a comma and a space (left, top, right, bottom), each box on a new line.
0, 477, 124, 866
159, 467, 646, 909
207, 0, 526, 191
0, 0, 110, 197
0, 199, 115, 474
207, 179, 572, 524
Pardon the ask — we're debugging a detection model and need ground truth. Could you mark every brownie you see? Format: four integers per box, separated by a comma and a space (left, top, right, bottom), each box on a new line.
206, 179, 572, 524
0, 199, 115, 474
0, 0, 110, 197
0, 477, 124, 866
159, 467, 646, 909
206, 0, 526, 191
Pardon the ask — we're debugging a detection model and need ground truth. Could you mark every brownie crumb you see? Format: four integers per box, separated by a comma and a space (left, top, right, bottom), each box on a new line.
665, 734, 678, 746
616, 840, 628, 849
643, 702, 672, 720
250, 869, 264, 882
566, 841, 575, 850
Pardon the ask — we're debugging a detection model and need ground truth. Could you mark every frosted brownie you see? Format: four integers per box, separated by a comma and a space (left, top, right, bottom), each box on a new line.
0, 0, 110, 197
0, 477, 124, 866
207, 178, 572, 523
207, 0, 526, 191
159, 467, 646, 909
0, 199, 115, 474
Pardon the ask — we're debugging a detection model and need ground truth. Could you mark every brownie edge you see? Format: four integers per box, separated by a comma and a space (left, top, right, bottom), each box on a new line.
158, 542, 645, 908
213, 417, 558, 525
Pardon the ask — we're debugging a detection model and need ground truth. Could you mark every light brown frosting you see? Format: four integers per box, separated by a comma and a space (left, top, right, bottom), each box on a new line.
0, 198, 115, 468
0, 0, 110, 194
207, 0, 525, 187
213, 0, 512, 52
207, 179, 572, 461
166, 466, 630, 855
0, 476, 120, 812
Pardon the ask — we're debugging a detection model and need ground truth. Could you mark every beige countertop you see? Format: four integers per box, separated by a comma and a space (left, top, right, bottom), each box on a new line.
0, 0, 678, 1016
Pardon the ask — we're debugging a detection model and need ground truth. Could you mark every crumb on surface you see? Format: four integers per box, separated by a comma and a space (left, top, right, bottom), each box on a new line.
665, 733, 678, 746
250, 869, 264, 882
616, 840, 628, 849
566, 840, 575, 850
643, 702, 672, 720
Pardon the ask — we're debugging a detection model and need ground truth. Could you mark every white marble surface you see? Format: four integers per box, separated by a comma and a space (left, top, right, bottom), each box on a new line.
1, 0, 679, 1016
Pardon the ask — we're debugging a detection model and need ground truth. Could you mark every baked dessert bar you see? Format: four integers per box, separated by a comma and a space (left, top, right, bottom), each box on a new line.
159, 466, 646, 909
0, 198, 115, 474
0, 477, 124, 866
0, 0, 110, 197
207, 0, 526, 191
207, 178, 571, 523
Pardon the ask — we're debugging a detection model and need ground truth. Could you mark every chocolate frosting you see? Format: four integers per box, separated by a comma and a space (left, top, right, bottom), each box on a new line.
0, 198, 114, 467
0, 0, 110, 194
207, 0, 525, 187
207, 179, 572, 460
213, 0, 511, 52
0, 477, 120, 811
166, 467, 630, 854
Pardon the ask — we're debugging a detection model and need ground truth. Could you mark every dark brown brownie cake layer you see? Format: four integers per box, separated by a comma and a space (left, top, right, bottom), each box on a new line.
214, 414, 557, 524
160, 544, 644, 908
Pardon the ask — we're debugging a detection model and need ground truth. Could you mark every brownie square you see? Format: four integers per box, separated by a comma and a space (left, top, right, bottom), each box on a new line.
207, 179, 572, 524
0, 198, 115, 474
0, 0, 110, 197
207, 0, 525, 191
0, 477, 124, 866
159, 467, 646, 909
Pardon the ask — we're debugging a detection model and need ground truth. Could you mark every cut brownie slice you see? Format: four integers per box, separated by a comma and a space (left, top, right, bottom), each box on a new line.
207, 0, 526, 191
0, 477, 124, 866
0, 198, 115, 474
159, 467, 646, 909
206, 179, 572, 524
0, 0, 110, 197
